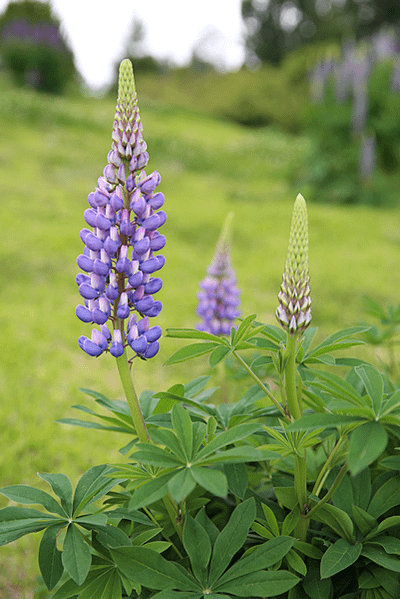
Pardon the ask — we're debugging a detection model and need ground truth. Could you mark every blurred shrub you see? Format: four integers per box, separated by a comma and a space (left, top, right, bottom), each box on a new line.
121, 62, 307, 133
298, 29, 400, 206
0, 0, 76, 94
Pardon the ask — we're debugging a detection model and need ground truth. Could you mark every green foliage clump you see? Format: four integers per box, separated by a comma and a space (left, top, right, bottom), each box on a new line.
0, 0, 76, 94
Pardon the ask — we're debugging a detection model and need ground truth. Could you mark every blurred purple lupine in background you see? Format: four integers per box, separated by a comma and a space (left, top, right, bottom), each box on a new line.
197, 213, 240, 336
306, 26, 400, 201
0, 0, 75, 93
76, 59, 165, 360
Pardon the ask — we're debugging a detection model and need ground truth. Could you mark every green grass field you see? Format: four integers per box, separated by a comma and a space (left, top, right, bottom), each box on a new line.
0, 78, 399, 597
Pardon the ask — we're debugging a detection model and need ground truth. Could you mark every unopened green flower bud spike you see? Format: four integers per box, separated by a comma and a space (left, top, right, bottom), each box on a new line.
276, 193, 311, 336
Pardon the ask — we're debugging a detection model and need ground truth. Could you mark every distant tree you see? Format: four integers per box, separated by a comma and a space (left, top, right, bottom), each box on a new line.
0, 0, 76, 94
241, 0, 400, 65
118, 17, 164, 75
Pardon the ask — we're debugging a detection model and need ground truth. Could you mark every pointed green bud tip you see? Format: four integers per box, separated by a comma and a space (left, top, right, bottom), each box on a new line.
118, 59, 136, 104
276, 193, 311, 336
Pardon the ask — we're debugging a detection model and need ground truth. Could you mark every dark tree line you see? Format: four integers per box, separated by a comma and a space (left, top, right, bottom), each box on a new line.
242, 0, 400, 65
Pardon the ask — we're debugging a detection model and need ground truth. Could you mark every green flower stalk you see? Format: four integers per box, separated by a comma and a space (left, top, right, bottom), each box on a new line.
276, 193, 311, 336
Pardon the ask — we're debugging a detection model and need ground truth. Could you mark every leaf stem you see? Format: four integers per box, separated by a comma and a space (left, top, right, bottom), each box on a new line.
232, 350, 287, 418
306, 463, 348, 520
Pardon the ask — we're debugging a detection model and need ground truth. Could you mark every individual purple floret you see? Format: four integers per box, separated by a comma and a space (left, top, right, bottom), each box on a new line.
75, 59, 165, 360
196, 213, 240, 335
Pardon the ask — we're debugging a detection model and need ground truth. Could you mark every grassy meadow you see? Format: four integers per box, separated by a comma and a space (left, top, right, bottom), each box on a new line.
0, 75, 399, 597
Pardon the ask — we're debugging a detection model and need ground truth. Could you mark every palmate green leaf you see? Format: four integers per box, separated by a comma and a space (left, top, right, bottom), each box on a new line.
0, 506, 63, 546
261, 503, 280, 537
57, 417, 128, 433
73, 464, 124, 516
224, 463, 248, 499
380, 389, 400, 418
52, 567, 122, 599
320, 538, 362, 579
352, 505, 378, 536
38, 473, 73, 517
58, 405, 134, 434
131, 443, 185, 468
287, 413, 366, 432
355, 364, 384, 417
282, 506, 300, 536
208, 498, 256, 585
274, 487, 297, 510
151, 593, 204, 599
369, 475, 400, 519
196, 508, 220, 547
152, 391, 216, 416
167, 468, 196, 503
368, 536, 400, 555
184, 375, 212, 398
380, 455, 400, 470
352, 468, 372, 511
166, 327, 229, 344
303, 339, 366, 362
165, 342, 221, 365
191, 467, 228, 497
196, 446, 278, 466
110, 545, 200, 591
216, 536, 295, 586
183, 514, 212, 586
38, 524, 65, 590
285, 549, 307, 576
212, 569, 299, 597
78, 567, 122, 599
231, 314, 257, 344
311, 503, 354, 543
195, 423, 263, 461
62, 523, 91, 586
305, 326, 369, 356
367, 516, 400, 540
361, 545, 400, 572
209, 345, 231, 368
149, 428, 187, 462
128, 472, 175, 510
372, 566, 400, 598
308, 370, 365, 407
172, 403, 193, 461
94, 524, 132, 549
0, 484, 67, 518
256, 322, 287, 345
302, 559, 333, 599
293, 540, 323, 559
348, 421, 388, 476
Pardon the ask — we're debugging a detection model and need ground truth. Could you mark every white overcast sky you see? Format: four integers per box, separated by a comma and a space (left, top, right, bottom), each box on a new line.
0, 0, 247, 89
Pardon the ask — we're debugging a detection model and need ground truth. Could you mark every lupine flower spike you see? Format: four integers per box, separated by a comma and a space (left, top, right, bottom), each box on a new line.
76, 59, 165, 360
276, 194, 311, 336
197, 212, 240, 335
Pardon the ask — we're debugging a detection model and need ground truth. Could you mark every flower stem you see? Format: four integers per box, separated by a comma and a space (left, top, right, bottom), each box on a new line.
116, 351, 149, 443
284, 333, 308, 541
284, 334, 302, 420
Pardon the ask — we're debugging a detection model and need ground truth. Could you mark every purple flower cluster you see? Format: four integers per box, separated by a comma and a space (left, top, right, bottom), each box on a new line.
197, 215, 240, 336
76, 60, 165, 359
2, 19, 67, 52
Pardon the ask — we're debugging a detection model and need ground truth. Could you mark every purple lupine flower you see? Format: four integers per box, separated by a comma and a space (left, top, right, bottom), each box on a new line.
75, 59, 165, 360
196, 213, 240, 336
359, 132, 376, 181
